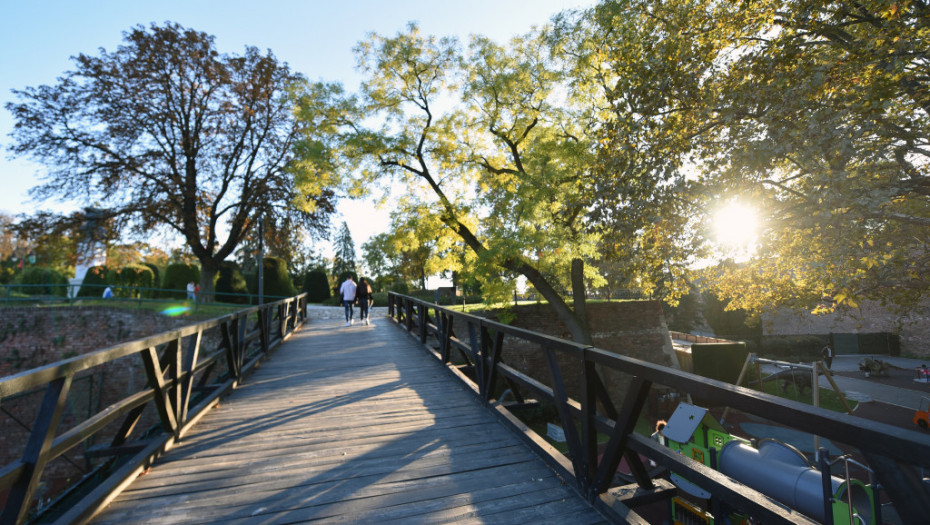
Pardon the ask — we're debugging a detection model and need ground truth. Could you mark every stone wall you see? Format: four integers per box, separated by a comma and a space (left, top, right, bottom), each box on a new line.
762, 300, 930, 359
0, 306, 204, 375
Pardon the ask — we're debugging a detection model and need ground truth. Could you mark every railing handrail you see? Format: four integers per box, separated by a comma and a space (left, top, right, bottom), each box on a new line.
386, 291, 930, 525
0, 299, 289, 398
0, 293, 307, 525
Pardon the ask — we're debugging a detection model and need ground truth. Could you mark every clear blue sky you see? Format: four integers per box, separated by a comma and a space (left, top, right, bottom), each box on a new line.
0, 0, 594, 255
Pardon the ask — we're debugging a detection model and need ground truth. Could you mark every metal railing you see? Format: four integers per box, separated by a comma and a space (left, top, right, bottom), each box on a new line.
387, 292, 930, 525
0, 293, 307, 525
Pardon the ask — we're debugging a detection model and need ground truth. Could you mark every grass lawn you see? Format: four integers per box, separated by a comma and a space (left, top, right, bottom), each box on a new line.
22, 297, 250, 320
757, 380, 857, 413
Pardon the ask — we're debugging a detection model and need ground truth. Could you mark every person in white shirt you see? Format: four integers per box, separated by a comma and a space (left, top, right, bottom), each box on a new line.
339, 276, 358, 326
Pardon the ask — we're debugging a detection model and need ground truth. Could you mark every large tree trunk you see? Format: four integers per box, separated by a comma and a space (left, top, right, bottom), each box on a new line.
199, 258, 218, 303
514, 258, 593, 345
571, 258, 588, 328
430, 206, 595, 345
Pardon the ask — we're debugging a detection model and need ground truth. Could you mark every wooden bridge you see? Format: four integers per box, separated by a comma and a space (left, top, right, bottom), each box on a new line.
90, 317, 607, 524
2, 293, 930, 524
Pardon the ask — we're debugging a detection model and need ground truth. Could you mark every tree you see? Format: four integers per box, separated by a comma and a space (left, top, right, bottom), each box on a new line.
686, 1, 930, 316
0, 213, 20, 261
6, 22, 335, 299
331, 221, 357, 278
362, 208, 460, 291
549, 0, 753, 307
295, 24, 608, 343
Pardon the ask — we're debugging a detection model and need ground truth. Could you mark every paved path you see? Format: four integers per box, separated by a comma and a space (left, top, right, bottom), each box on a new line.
305, 304, 390, 321
820, 355, 930, 409
90, 317, 606, 524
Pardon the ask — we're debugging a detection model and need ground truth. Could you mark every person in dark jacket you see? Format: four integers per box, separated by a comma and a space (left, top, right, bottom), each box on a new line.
356, 277, 373, 326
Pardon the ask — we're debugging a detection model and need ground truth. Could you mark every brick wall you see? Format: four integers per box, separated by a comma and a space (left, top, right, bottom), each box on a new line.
0, 306, 203, 373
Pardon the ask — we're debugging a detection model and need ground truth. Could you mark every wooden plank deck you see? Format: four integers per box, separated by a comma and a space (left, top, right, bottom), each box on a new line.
90, 316, 608, 524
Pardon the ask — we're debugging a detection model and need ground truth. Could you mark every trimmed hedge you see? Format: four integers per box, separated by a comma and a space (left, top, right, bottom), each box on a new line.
216, 261, 250, 304
18, 266, 69, 296
115, 264, 155, 298
304, 268, 331, 303
78, 266, 112, 297
162, 263, 200, 299
252, 257, 297, 299
143, 262, 161, 288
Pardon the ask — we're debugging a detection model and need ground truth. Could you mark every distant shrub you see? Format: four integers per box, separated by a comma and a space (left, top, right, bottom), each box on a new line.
253, 257, 297, 299
115, 264, 155, 298
216, 261, 250, 304
322, 295, 342, 306
78, 266, 112, 297
142, 262, 161, 288
304, 268, 331, 303
18, 266, 69, 296
371, 292, 389, 307
390, 282, 410, 295
162, 263, 200, 299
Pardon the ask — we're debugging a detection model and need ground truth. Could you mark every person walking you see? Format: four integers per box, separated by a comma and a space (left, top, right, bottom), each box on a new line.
357, 277, 373, 326
821, 343, 833, 369
339, 275, 358, 326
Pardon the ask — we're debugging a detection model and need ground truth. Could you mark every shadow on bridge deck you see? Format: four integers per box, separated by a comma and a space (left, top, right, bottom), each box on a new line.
90, 318, 607, 524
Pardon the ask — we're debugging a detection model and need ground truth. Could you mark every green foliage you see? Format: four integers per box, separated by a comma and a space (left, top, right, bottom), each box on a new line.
142, 262, 161, 287
321, 295, 342, 306
303, 268, 331, 303
78, 266, 112, 297
162, 263, 200, 300
668, 0, 930, 315
370, 292, 389, 307
663, 290, 702, 334
0, 265, 14, 285
115, 264, 155, 298
255, 257, 297, 299
17, 266, 69, 296
701, 292, 762, 342
7, 22, 334, 304
331, 221, 357, 278
215, 261, 250, 304
390, 281, 410, 295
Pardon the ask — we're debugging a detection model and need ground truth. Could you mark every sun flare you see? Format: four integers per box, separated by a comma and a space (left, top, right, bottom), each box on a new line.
713, 202, 759, 251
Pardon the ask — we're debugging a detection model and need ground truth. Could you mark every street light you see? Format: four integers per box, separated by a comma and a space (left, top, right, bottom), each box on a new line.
257, 212, 264, 306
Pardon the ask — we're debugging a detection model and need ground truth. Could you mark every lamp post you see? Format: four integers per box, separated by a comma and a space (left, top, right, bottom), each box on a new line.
257, 213, 264, 306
